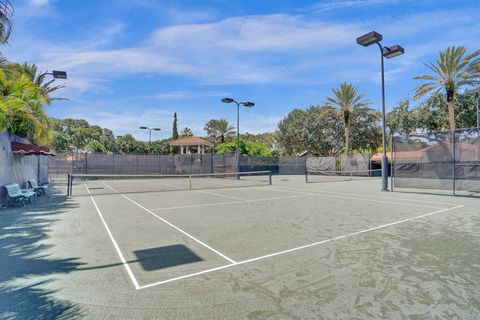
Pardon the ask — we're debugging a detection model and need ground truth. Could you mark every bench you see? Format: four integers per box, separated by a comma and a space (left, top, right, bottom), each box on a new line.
4, 184, 36, 207
28, 179, 48, 196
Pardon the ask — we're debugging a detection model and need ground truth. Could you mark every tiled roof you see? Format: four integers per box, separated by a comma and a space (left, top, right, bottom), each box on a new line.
168, 136, 214, 147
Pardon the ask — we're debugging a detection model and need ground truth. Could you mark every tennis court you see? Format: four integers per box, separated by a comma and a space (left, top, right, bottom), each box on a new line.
3, 173, 479, 319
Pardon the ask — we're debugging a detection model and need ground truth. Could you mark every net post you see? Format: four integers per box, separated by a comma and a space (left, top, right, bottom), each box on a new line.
390, 135, 394, 192
269, 171, 272, 185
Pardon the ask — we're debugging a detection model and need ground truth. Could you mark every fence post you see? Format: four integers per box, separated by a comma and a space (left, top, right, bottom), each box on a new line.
304, 157, 308, 183
85, 153, 88, 174
390, 135, 394, 192
452, 130, 456, 196
67, 173, 70, 196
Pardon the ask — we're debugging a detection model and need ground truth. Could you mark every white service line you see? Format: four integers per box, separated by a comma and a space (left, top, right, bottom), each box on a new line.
84, 183, 140, 290
100, 182, 237, 264
121, 193, 237, 264
194, 189, 246, 201
138, 204, 464, 290
268, 185, 446, 210
149, 193, 316, 211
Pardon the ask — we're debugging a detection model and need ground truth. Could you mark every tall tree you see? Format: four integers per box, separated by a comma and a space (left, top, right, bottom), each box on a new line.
277, 106, 344, 156
413, 46, 480, 130
324, 82, 371, 155
386, 99, 417, 135
172, 112, 178, 139
204, 118, 235, 143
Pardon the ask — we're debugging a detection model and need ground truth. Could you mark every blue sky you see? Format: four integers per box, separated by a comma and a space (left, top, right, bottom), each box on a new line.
4, 0, 479, 141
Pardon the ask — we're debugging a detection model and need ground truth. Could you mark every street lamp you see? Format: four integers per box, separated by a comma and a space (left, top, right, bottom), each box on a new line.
466, 88, 480, 129
357, 31, 404, 192
139, 126, 161, 143
221, 97, 255, 175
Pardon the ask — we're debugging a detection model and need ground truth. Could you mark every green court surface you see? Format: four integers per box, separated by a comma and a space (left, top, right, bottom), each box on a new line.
1, 175, 479, 319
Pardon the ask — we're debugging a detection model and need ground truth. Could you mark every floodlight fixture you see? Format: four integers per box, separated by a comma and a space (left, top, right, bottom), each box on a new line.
383, 45, 405, 59
139, 126, 162, 143
242, 102, 255, 107
52, 70, 67, 79
356, 31, 382, 47
222, 98, 234, 103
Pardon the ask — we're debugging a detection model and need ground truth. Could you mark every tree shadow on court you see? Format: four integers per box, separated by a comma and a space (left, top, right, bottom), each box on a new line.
0, 190, 86, 319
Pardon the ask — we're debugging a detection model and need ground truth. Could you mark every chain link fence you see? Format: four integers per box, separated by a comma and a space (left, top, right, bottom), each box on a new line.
392, 128, 480, 195
50, 152, 378, 181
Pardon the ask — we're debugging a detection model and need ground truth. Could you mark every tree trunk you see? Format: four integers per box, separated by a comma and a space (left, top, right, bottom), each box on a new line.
345, 125, 350, 155
446, 88, 455, 131
447, 100, 455, 131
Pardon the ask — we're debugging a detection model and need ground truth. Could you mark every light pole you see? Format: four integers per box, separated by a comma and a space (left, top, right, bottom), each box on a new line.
357, 31, 404, 192
221, 98, 255, 175
466, 88, 480, 129
139, 127, 161, 143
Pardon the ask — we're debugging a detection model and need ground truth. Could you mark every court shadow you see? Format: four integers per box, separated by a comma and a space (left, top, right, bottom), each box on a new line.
134, 245, 203, 271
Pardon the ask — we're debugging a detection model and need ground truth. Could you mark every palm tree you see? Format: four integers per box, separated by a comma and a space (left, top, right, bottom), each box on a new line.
0, 0, 13, 44
324, 82, 371, 155
11, 63, 67, 104
181, 127, 193, 137
204, 118, 235, 143
413, 46, 480, 130
0, 69, 51, 144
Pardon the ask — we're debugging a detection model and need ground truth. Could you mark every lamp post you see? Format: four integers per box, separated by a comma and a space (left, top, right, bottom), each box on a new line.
466, 88, 480, 129
221, 97, 255, 176
357, 31, 404, 192
139, 127, 161, 143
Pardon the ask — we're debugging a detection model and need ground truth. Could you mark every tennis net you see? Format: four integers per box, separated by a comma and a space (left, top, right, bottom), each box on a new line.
67, 171, 272, 196
305, 169, 382, 183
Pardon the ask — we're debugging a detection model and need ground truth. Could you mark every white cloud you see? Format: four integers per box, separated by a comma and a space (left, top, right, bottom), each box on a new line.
8, 5, 480, 96
306, 0, 409, 12
29, 0, 50, 6
152, 90, 231, 100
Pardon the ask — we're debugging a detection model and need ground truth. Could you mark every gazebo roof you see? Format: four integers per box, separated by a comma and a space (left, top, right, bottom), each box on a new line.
168, 136, 214, 147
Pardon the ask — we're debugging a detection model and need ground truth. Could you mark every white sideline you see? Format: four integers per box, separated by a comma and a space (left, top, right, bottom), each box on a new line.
84, 183, 140, 290
268, 185, 446, 210
271, 185, 461, 206
137, 204, 464, 290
